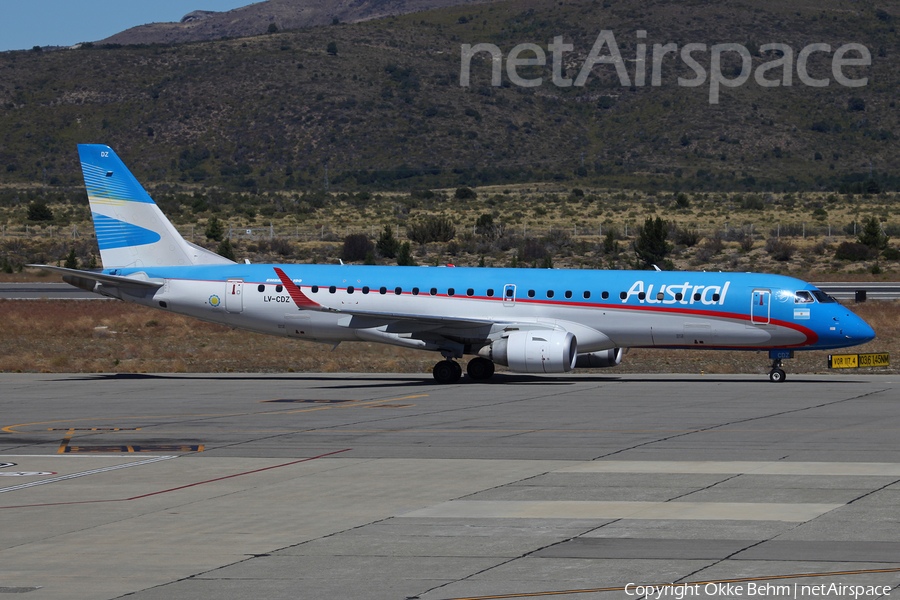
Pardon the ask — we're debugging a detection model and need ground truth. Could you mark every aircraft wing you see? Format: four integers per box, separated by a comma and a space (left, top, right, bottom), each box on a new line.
274, 267, 529, 333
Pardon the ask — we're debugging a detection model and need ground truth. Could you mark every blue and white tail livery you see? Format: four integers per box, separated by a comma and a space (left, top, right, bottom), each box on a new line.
36, 144, 877, 383
78, 144, 232, 268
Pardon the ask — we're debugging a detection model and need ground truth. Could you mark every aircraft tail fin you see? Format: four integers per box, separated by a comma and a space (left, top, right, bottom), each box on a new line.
77, 144, 234, 268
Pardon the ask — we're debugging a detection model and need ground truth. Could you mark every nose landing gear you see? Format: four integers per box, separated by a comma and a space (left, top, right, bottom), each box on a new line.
769, 362, 786, 382
767, 350, 793, 382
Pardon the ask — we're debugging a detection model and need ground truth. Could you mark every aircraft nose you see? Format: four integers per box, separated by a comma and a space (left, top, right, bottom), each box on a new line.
845, 312, 876, 343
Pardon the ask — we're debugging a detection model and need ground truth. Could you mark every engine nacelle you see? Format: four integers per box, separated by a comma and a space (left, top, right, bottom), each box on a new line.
574, 348, 623, 368
478, 330, 577, 373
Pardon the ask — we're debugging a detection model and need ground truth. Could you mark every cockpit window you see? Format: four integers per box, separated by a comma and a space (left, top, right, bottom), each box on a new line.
795, 291, 814, 303
811, 290, 837, 303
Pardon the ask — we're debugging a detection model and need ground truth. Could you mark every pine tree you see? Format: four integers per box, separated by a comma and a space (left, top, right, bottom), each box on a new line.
396, 242, 416, 266
64, 248, 79, 270
205, 216, 225, 242
858, 216, 889, 250
633, 216, 672, 269
216, 238, 236, 261
27, 202, 54, 221
376, 225, 400, 258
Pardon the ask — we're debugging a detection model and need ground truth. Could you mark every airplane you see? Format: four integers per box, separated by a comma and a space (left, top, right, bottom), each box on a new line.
32, 144, 876, 383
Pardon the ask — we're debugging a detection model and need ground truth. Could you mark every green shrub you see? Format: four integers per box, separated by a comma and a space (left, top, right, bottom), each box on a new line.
834, 241, 875, 261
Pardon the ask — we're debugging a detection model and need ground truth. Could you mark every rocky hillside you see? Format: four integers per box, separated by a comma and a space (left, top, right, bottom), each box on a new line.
98, 0, 499, 45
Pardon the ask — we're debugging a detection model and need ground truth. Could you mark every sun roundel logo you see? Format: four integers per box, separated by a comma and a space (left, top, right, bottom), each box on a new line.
209, 295, 221, 307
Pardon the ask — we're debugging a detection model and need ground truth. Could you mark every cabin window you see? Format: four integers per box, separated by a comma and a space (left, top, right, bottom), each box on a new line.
657, 292, 664, 300
693, 293, 701, 301
601, 291, 609, 299
638, 292, 646, 300
620, 292, 627, 300
487, 289, 494, 297
412, 287, 420, 295
430, 288, 437, 295
795, 291, 814, 303
675, 292, 683, 301
311, 285, 319, 293
448, 288, 455, 296
565, 291, 572, 299
395, 287, 402, 295
528, 290, 535, 298
379, 286, 387, 295
467, 288, 474, 297
276, 285, 283, 293
258, 284, 265, 292
712, 293, 720, 302
362, 286, 369, 294
583, 291, 591, 299
547, 290, 555, 299
329, 285, 336, 294
347, 286, 354, 294
506, 288, 514, 297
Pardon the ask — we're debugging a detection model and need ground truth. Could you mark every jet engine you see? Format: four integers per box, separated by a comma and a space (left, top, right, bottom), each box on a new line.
574, 348, 623, 368
478, 330, 577, 373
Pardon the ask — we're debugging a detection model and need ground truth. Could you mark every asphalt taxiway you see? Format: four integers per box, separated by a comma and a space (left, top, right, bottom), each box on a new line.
1, 373, 899, 600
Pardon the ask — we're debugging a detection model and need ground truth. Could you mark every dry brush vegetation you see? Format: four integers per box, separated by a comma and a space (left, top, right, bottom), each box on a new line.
2, 298, 897, 377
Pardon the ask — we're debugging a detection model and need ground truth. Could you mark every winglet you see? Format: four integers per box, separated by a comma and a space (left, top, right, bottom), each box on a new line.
273, 268, 320, 309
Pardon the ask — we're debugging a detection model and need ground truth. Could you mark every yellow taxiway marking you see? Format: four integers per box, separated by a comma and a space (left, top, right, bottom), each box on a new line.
57, 429, 75, 454
1, 395, 428, 434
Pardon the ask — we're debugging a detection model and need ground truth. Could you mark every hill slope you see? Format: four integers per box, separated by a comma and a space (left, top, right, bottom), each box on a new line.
1, 0, 898, 193
98, 0, 500, 45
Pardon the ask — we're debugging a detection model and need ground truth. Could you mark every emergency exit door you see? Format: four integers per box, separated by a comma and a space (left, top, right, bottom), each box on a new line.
225, 279, 243, 313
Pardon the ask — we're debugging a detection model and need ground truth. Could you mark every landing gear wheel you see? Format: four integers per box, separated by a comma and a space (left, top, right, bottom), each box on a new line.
433, 360, 461, 384
769, 368, 786, 382
466, 357, 495, 381
452, 361, 462, 380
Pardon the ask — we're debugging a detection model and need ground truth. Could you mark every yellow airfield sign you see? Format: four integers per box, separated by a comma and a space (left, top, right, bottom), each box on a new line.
828, 353, 890, 369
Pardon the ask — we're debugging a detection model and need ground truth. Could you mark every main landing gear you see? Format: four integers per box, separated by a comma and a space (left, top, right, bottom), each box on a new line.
767, 350, 793, 382
466, 356, 495, 381
432, 360, 462, 384
431, 357, 496, 383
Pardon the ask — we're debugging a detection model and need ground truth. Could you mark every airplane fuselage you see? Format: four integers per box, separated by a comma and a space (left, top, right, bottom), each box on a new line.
100, 264, 870, 354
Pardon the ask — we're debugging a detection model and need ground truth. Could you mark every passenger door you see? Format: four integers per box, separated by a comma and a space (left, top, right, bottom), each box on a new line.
750, 289, 771, 325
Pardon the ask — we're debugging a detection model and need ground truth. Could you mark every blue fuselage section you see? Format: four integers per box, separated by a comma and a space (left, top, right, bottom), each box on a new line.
106, 264, 875, 353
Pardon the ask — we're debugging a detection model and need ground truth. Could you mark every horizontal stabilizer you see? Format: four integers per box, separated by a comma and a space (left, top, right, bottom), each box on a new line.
27, 265, 164, 290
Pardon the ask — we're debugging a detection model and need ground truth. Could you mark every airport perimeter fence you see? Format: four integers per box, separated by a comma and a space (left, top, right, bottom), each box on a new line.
2, 221, 896, 245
